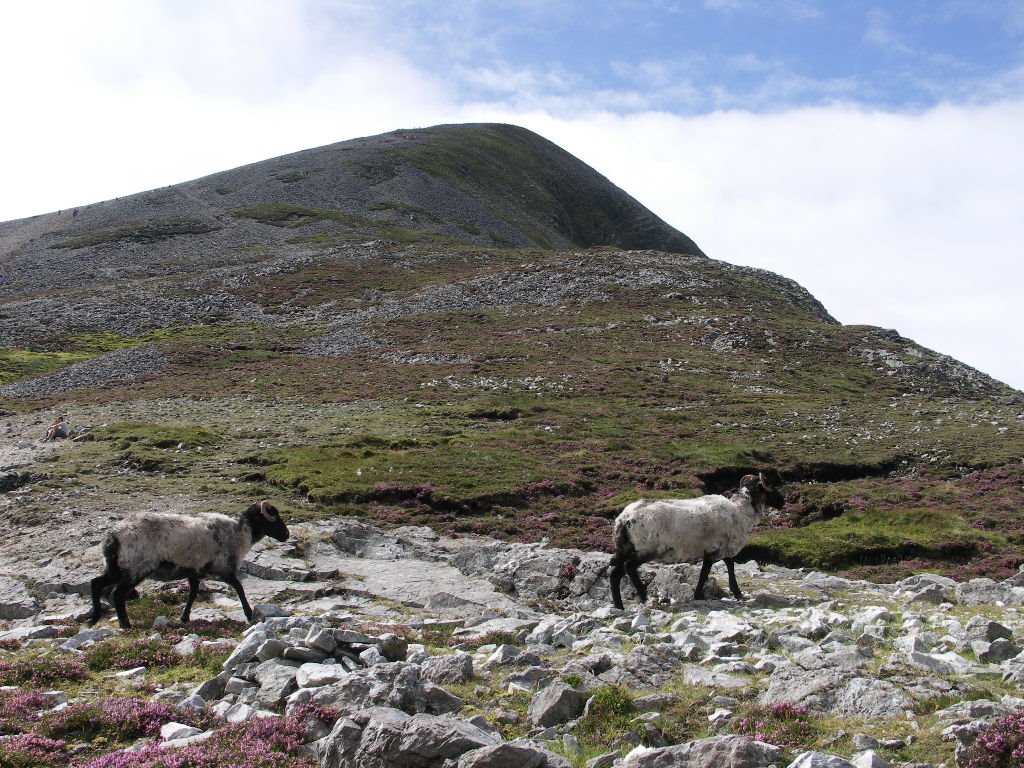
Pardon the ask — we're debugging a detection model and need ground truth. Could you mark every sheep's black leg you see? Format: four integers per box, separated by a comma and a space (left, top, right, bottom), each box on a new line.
111, 578, 137, 629
180, 576, 200, 623
88, 572, 117, 626
90, 536, 123, 626
624, 559, 647, 603
609, 557, 626, 610
724, 557, 743, 600
224, 573, 253, 622
694, 554, 715, 600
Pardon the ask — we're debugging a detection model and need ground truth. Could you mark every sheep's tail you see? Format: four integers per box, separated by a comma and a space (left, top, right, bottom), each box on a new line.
101, 532, 123, 579
611, 517, 637, 565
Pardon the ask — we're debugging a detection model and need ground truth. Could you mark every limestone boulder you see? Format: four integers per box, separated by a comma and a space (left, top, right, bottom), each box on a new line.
253, 659, 300, 708
620, 735, 782, 768
320, 706, 499, 768
456, 742, 550, 768
299, 661, 462, 718
760, 666, 910, 718
527, 681, 586, 727
0, 576, 39, 619
421, 651, 474, 684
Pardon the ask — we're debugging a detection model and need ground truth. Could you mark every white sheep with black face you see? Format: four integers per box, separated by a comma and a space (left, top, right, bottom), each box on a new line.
609, 474, 784, 609
88, 500, 290, 629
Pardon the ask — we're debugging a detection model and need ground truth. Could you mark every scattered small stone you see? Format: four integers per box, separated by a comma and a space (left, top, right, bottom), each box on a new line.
788, 752, 857, 768
851, 733, 879, 750
160, 722, 204, 742
851, 750, 891, 768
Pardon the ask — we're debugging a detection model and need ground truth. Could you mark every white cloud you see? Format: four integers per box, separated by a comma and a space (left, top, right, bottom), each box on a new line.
609, 54, 865, 112
491, 102, 1024, 389
0, 1, 452, 217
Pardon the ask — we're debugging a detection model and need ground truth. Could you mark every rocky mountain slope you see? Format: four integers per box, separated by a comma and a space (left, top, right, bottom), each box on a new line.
1, 124, 1022, 583
2, 121, 1024, 768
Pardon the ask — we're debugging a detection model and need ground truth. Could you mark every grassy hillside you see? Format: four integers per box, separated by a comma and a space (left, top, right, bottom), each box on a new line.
1, 125, 1022, 582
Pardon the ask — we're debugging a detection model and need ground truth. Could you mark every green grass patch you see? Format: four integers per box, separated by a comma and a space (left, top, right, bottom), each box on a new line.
231, 203, 368, 229
575, 685, 637, 750
65, 325, 237, 353
672, 442, 775, 471
229, 203, 462, 245
748, 505, 1003, 571
91, 422, 221, 472
368, 201, 439, 221
84, 633, 226, 676
0, 349, 93, 385
286, 232, 356, 245
94, 422, 220, 451
253, 429, 561, 509
0, 325, 261, 386
274, 168, 316, 183
53, 220, 216, 249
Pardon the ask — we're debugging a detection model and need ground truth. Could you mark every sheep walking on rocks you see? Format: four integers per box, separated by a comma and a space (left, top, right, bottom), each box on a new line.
609, 474, 783, 609
88, 500, 290, 629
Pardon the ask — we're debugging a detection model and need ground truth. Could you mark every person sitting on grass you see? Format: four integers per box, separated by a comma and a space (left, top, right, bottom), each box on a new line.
45, 415, 70, 441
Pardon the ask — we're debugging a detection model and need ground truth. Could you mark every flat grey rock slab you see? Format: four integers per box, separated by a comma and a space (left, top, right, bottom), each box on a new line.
325, 556, 529, 614
622, 735, 782, 768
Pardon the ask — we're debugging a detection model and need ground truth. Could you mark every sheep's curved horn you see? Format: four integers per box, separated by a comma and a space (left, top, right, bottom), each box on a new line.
259, 500, 276, 521
758, 471, 774, 491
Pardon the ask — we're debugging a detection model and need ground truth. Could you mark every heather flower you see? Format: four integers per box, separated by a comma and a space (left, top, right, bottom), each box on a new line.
0, 689, 53, 734
558, 557, 581, 580
84, 634, 227, 673
735, 702, 816, 748
77, 705, 332, 768
39, 697, 209, 743
0, 654, 88, 688
965, 709, 1024, 768
0, 733, 68, 768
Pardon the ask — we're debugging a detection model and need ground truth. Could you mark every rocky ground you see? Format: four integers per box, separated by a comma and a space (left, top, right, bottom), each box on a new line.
4, 497, 1024, 767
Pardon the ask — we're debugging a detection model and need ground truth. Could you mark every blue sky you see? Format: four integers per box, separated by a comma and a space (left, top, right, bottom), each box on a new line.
1, 1, 1022, 390
382, 1, 1024, 111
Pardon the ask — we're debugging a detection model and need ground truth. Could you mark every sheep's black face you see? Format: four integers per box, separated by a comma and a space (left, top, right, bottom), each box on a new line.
763, 485, 785, 511
742, 474, 785, 513
266, 518, 290, 541
261, 503, 290, 541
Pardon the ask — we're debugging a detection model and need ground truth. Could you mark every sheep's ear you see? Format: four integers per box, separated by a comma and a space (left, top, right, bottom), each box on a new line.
259, 500, 277, 522
760, 471, 781, 492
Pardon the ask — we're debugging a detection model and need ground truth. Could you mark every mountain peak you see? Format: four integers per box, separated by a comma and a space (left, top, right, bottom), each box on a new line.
198, 121, 705, 255
0, 124, 703, 293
